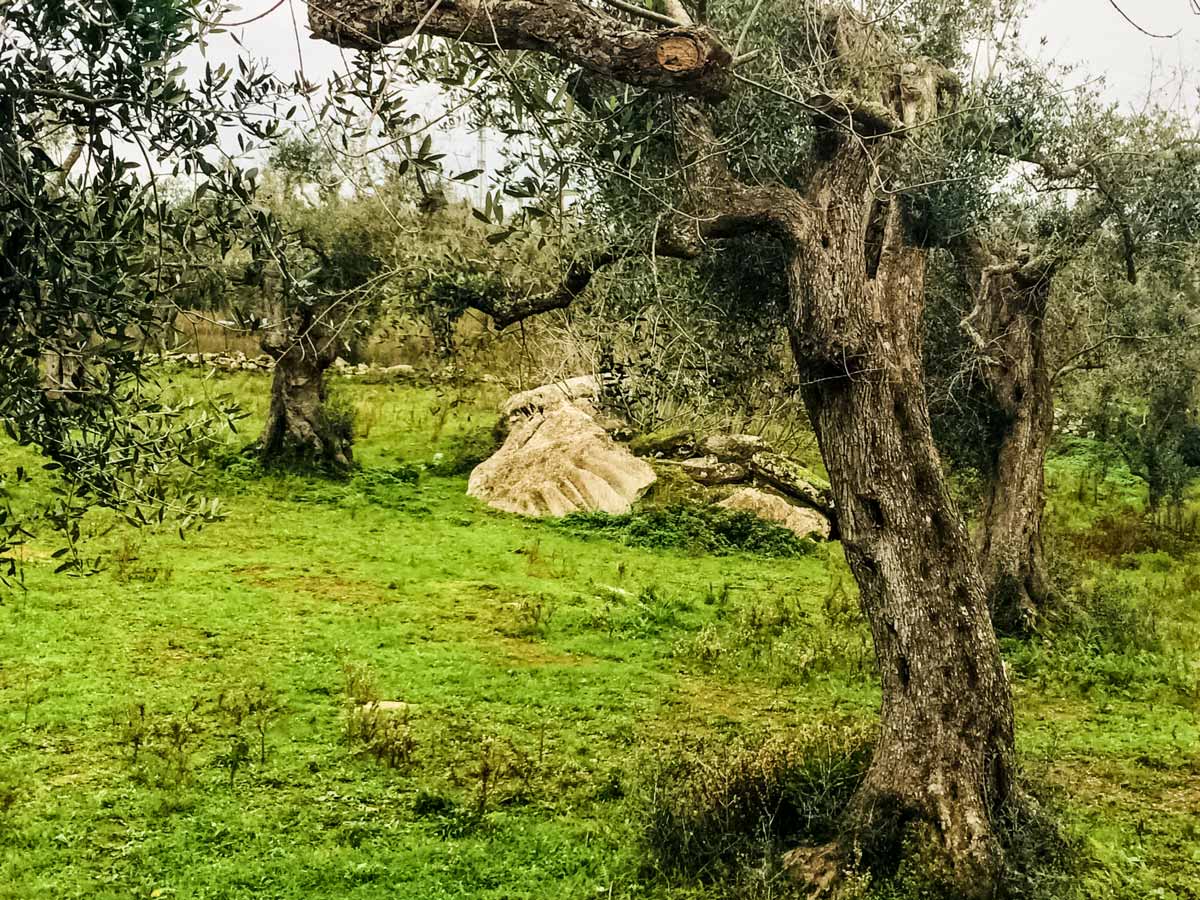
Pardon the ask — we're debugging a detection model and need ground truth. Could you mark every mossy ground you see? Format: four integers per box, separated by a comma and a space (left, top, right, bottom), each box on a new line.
0, 372, 1197, 899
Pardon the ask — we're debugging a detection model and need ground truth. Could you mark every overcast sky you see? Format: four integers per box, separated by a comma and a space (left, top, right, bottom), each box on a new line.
197, 0, 1200, 175
1023, 0, 1199, 112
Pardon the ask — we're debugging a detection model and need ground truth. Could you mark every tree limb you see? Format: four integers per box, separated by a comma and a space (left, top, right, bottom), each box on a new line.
1085, 161, 1138, 284
659, 0, 693, 27
667, 99, 807, 250
471, 250, 626, 329
307, 0, 735, 100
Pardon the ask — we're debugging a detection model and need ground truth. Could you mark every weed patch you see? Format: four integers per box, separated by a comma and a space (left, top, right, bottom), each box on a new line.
1062, 512, 1197, 561
638, 726, 873, 889
556, 503, 817, 558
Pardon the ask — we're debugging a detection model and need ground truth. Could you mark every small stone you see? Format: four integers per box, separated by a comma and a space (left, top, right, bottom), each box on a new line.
360, 700, 413, 713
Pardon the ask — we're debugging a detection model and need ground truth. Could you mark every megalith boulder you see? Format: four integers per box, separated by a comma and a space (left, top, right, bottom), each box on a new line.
469, 382, 655, 517
500, 375, 601, 419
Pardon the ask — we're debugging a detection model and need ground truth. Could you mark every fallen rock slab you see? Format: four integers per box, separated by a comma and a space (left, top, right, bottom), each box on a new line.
748, 451, 833, 513
719, 487, 831, 540
678, 456, 748, 486
469, 399, 655, 517
628, 426, 696, 459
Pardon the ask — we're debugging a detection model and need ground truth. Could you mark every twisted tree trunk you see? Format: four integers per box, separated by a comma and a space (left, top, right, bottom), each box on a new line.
258, 303, 351, 472
779, 140, 1014, 895
956, 242, 1058, 633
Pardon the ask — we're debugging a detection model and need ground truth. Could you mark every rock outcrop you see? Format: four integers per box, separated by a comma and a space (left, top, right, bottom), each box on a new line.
746, 451, 833, 514
628, 427, 697, 458
719, 487, 831, 540
698, 433, 766, 462
471, 380, 834, 540
469, 382, 655, 517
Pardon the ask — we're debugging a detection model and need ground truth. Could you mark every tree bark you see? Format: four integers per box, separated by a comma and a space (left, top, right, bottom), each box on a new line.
956, 242, 1057, 633
258, 304, 352, 472
981, 382, 1053, 634
779, 138, 1015, 895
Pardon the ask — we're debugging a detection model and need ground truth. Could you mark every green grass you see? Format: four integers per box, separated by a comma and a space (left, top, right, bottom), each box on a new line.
1, 372, 1198, 899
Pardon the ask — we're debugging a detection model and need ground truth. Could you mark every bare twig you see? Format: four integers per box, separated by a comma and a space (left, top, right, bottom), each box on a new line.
1106, 0, 1180, 38
733, 0, 766, 57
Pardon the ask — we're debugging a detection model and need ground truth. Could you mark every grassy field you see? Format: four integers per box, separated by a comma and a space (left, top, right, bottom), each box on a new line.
1, 370, 1198, 899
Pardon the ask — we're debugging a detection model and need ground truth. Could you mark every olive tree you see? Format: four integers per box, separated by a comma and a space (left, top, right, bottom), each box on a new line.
305, 0, 1034, 891
250, 179, 399, 472
929, 76, 1200, 630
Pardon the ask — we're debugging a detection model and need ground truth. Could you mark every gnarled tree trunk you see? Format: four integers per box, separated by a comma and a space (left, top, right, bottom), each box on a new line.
956, 241, 1058, 633
258, 303, 351, 472
780, 140, 1015, 895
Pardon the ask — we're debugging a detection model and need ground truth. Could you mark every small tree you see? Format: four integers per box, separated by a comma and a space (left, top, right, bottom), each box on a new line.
1087, 272, 1200, 521
250, 174, 402, 472
0, 0, 284, 574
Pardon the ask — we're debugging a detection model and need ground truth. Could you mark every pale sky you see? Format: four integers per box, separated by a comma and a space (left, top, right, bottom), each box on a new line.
1022, 0, 1199, 113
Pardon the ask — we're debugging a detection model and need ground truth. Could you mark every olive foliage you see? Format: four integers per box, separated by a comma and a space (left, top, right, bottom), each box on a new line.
0, 0, 290, 577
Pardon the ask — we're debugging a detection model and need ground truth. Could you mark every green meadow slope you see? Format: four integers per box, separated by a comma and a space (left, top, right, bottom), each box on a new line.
0, 372, 1196, 899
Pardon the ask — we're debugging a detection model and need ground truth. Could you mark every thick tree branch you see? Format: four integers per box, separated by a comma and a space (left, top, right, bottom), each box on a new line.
667, 100, 808, 251
471, 250, 624, 329
307, 0, 734, 99
659, 0, 693, 27
985, 141, 1200, 287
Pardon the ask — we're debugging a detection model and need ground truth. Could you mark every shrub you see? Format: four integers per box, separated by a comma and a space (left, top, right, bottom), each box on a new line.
1061, 575, 1164, 656
426, 429, 499, 477
993, 788, 1083, 900
211, 450, 266, 489
639, 731, 1081, 899
556, 503, 817, 558
639, 726, 873, 885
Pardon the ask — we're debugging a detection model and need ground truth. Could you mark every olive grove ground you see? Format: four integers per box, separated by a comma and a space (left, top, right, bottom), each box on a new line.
0, 371, 1197, 899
